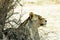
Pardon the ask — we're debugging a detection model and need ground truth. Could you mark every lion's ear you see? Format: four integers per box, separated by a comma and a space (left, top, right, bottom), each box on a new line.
29, 12, 33, 19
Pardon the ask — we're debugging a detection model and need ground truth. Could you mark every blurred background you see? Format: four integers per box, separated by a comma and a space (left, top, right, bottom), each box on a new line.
1, 0, 60, 40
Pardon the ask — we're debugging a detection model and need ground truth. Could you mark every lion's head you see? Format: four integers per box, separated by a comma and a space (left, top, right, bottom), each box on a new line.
29, 12, 47, 27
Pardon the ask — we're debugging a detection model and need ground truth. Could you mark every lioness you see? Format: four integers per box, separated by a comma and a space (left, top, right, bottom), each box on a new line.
4, 12, 47, 40
28, 12, 47, 40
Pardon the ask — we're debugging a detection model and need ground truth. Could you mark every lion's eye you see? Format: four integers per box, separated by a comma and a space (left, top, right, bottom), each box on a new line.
38, 17, 42, 20
40, 19, 42, 20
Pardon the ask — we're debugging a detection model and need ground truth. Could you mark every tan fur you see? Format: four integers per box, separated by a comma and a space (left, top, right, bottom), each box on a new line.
28, 12, 47, 40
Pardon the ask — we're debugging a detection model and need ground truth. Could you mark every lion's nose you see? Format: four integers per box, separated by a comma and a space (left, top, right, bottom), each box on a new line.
45, 20, 47, 22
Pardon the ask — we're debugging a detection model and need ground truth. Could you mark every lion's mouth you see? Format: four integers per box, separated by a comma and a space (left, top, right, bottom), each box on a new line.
40, 24, 44, 26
